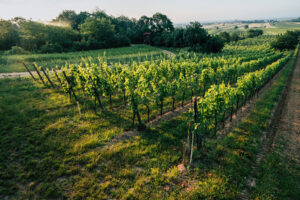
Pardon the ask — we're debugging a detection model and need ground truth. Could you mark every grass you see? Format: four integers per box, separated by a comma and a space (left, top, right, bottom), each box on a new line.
0, 48, 297, 199
250, 55, 300, 200
0, 75, 190, 199
0, 45, 164, 73
0, 77, 127, 198
251, 139, 300, 199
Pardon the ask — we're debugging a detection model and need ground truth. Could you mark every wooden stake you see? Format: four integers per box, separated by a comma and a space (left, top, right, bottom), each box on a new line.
193, 97, 201, 150
53, 68, 63, 87
32, 63, 45, 85
190, 130, 194, 165
22, 62, 36, 81
62, 71, 78, 102
183, 142, 187, 165
41, 67, 55, 88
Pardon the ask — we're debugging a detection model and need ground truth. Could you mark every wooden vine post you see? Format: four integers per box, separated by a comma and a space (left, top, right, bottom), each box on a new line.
193, 97, 202, 150
32, 63, 46, 85
184, 122, 192, 166
22, 62, 36, 81
53, 68, 63, 87
93, 86, 104, 111
62, 71, 78, 102
189, 97, 199, 165
62, 70, 82, 116
41, 67, 55, 88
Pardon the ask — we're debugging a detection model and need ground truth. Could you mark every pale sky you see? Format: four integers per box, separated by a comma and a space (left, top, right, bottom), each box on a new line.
0, 0, 299, 23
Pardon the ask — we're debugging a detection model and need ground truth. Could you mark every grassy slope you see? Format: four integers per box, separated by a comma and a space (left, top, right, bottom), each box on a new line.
0, 50, 298, 199
0, 45, 163, 73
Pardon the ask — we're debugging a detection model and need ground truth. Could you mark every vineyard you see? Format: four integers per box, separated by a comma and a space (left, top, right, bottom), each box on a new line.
0, 45, 164, 73
27, 36, 290, 131
0, 35, 299, 199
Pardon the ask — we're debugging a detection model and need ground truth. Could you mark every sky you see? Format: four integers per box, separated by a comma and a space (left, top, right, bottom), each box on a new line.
0, 0, 299, 23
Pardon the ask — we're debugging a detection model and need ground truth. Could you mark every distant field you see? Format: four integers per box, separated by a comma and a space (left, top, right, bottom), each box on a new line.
0, 45, 164, 73
206, 21, 300, 35
263, 21, 300, 34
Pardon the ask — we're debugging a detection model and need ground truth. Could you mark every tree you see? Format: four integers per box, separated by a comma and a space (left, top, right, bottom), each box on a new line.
184, 22, 209, 52
0, 20, 20, 50
137, 16, 153, 33
55, 10, 78, 28
271, 30, 300, 50
18, 20, 79, 53
230, 32, 240, 42
55, 10, 90, 30
151, 13, 174, 33
79, 17, 115, 49
204, 35, 225, 53
92, 9, 109, 19
218, 32, 231, 43
246, 29, 263, 38
171, 28, 185, 47
18, 20, 47, 51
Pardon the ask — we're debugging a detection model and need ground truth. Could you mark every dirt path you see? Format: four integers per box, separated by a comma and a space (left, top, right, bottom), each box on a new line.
273, 52, 300, 164
0, 71, 36, 79
239, 51, 300, 199
162, 49, 176, 57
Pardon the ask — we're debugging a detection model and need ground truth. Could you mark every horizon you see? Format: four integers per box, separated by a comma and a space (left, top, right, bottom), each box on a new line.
0, 0, 299, 24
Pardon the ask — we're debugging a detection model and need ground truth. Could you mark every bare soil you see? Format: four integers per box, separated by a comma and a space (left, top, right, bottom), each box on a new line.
162, 49, 176, 57
0, 71, 36, 79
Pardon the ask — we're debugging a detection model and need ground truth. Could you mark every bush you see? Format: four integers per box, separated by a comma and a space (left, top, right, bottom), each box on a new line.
204, 35, 225, 53
246, 29, 263, 38
4, 46, 30, 55
112, 34, 131, 47
0, 20, 20, 50
271, 31, 300, 50
79, 17, 116, 49
155, 22, 224, 53
40, 43, 63, 53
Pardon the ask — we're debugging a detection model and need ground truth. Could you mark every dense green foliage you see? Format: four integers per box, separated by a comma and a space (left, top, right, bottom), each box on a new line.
218, 29, 263, 43
191, 53, 290, 145
271, 30, 300, 50
0, 20, 19, 50
246, 29, 263, 38
0, 10, 224, 54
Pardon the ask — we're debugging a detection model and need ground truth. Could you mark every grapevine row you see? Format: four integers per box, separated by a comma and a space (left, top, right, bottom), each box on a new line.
188, 53, 292, 152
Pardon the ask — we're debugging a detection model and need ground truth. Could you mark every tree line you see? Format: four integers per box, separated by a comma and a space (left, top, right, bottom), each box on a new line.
218, 29, 264, 43
0, 9, 225, 54
271, 30, 300, 50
